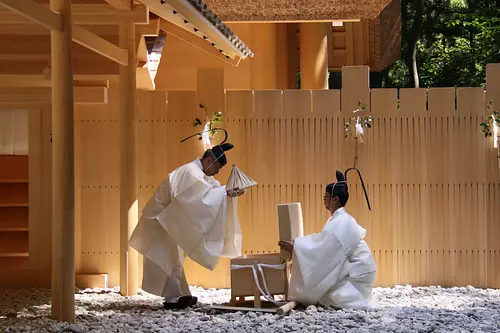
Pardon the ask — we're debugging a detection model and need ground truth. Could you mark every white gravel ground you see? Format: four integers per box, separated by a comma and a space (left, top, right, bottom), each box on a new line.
1, 285, 499, 333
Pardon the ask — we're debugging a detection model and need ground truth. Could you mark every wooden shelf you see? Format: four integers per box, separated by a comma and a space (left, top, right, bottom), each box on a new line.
0, 253, 29, 258
0, 219, 28, 229
0, 203, 29, 207
0, 179, 29, 184
0, 227, 29, 232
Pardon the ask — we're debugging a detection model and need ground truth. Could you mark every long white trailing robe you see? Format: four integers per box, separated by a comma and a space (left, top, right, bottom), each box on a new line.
230, 262, 287, 306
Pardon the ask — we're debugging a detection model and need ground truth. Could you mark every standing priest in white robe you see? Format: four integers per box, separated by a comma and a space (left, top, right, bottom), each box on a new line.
279, 170, 377, 310
129, 142, 244, 310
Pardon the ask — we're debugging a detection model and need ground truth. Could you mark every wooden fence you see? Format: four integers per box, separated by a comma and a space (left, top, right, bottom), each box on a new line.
72, 65, 500, 289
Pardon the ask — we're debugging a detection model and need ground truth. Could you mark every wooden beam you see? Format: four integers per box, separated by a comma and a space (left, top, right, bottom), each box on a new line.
136, 36, 149, 67
104, 0, 132, 11
0, 34, 119, 56
119, 22, 139, 297
136, 67, 155, 90
0, 60, 119, 76
50, 0, 75, 323
0, 87, 108, 104
72, 24, 128, 65
0, 102, 51, 109
0, 75, 112, 87
73, 80, 109, 88
0, 24, 118, 35
0, 1, 128, 65
159, 20, 241, 67
0, 0, 61, 31
0, 75, 52, 87
0, 4, 148, 25
136, 17, 160, 37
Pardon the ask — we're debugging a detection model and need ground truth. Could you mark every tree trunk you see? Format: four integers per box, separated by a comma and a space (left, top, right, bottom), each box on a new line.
406, 0, 424, 88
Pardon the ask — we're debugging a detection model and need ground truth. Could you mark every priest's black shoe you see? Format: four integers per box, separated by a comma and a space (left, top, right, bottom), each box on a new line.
163, 296, 198, 310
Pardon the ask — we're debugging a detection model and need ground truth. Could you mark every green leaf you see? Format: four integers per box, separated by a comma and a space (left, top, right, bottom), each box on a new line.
199, 104, 205, 109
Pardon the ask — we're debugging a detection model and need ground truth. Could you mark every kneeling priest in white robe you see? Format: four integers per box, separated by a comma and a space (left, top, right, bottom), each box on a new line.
279, 170, 376, 310
129, 133, 244, 310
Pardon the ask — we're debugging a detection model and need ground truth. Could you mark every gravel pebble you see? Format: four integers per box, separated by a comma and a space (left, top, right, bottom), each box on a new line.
0, 285, 499, 332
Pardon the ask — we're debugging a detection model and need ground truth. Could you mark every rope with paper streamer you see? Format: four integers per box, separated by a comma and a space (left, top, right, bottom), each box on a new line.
230, 263, 287, 306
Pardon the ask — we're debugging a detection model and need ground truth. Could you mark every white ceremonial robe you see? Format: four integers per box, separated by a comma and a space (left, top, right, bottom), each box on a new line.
128, 158, 242, 298
288, 207, 377, 310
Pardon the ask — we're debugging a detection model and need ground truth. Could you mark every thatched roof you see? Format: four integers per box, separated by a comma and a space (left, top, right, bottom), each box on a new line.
368, 0, 401, 71
200, 0, 395, 22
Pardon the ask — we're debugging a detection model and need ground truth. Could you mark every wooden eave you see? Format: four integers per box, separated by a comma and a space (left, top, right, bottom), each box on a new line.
136, 0, 254, 60
0, 0, 253, 85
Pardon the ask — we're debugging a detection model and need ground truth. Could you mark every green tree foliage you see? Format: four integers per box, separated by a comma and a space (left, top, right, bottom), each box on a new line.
384, 0, 500, 88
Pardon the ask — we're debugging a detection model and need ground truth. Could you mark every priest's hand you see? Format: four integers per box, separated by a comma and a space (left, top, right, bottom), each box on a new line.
278, 240, 294, 252
227, 187, 246, 197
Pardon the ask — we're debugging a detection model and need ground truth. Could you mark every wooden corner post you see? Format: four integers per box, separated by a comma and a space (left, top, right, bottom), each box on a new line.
119, 21, 139, 296
299, 23, 329, 90
50, 0, 75, 322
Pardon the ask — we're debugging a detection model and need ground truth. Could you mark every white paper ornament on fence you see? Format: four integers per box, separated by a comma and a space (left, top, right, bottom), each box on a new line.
226, 164, 257, 190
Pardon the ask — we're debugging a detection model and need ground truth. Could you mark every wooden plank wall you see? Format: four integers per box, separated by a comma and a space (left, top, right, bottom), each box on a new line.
74, 65, 500, 289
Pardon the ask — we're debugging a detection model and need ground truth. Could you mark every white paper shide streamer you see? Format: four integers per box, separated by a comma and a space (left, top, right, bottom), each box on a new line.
491, 114, 498, 149
202, 122, 212, 150
355, 117, 364, 142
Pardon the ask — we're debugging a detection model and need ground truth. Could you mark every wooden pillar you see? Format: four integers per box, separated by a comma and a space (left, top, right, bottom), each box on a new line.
287, 23, 299, 89
250, 23, 277, 89
50, 0, 75, 322
299, 23, 329, 90
119, 22, 139, 296
275, 23, 289, 90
